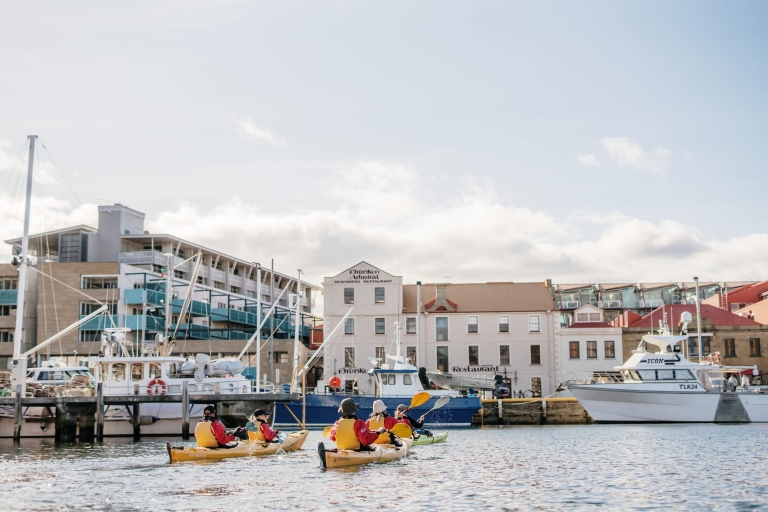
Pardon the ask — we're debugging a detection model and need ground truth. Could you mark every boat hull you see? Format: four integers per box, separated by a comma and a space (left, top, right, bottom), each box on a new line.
281, 430, 309, 452
318, 437, 413, 468
273, 394, 480, 428
167, 439, 281, 462
412, 431, 448, 445
570, 385, 768, 423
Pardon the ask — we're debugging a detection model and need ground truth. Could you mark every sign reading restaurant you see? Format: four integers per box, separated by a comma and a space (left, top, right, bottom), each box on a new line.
451, 365, 500, 373
334, 266, 393, 285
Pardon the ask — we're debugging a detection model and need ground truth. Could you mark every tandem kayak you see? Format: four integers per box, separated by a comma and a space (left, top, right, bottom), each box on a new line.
412, 431, 448, 446
318, 438, 413, 469
167, 440, 281, 462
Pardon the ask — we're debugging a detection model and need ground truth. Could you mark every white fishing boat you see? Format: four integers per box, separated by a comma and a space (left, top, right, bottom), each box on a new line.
426, 370, 497, 391
569, 310, 768, 423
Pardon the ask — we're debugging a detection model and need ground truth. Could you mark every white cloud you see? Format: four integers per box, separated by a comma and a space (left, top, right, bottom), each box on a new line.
577, 153, 600, 167
146, 161, 768, 284
601, 137, 670, 176
234, 117, 286, 148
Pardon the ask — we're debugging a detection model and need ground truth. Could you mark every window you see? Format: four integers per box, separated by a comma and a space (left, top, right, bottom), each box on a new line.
436, 347, 449, 372
375, 346, 385, 363
531, 377, 542, 398
213, 281, 224, 290
576, 313, 589, 322
344, 288, 354, 304
230, 286, 240, 294
81, 276, 118, 289
111, 363, 126, 382
403, 374, 412, 385
436, 317, 448, 341
406, 317, 416, 334
0, 305, 16, 316
529, 315, 540, 333
131, 363, 144, 381
530, 345, 541, 365
344, 347, 355, 367
468, 345, 479, 365
374, 318, 386, 335
375, 287, 385, 303
569, 341, 580, 359
589, 313, 601, 322
467, 316, 478, 334
79, 331, 102, 342
149, 364, 162, 379
80, 302, 117, 315
0, 278, 18, 289
604, 341, 615, 359
750, 338, 761, 357
0, 330, 13, 342
499, 316, 509, 333
388, 374, 396, 385
273, 351, 289, 364
500, 345, 510, 365
688, 336, 711, 355
344, 318, 355, 335
586, 341, 597, 359
173, 270, 184, 279
725, 338, 736, 358
406, 346, 417, 366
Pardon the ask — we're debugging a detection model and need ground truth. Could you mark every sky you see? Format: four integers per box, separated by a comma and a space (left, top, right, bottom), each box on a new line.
0, 1, 767, 287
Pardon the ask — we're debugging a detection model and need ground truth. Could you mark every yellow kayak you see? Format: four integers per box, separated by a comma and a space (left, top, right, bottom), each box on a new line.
167, 440, 281, 462
281, 430, 309, 452
318, 438, 413, 468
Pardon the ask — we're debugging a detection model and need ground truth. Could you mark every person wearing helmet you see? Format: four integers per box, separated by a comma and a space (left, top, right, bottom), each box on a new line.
329, 398, 382, 450
194, 404, 244, 448
366, 400, 399, 444
394, 404, 424, 429
246, 408, 279, 442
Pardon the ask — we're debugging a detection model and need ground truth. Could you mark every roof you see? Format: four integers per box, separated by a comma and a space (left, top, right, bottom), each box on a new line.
723, 280, 768, 304
564, 321, 616, 329
4, 224, 97, 244
628, 304, 762, 328
403, 282, 555, 313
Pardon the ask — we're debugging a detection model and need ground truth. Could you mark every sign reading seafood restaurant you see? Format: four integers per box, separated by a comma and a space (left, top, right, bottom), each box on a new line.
334, 268, 393, 285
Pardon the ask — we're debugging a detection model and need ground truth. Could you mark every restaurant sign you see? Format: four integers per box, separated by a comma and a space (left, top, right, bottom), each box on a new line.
333, 263, 394, 285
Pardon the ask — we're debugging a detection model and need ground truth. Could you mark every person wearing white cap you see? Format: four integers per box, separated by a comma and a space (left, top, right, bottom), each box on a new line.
366, 400, 398, 444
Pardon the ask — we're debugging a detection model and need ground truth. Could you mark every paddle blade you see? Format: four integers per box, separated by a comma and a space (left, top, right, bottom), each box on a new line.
390, 423, 412, 439
322, 426, 332, 439
433, 396, 451, 410
410, 391, 431, 408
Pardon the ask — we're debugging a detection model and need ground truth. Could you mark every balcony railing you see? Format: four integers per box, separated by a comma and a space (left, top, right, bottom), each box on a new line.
0, 290, 18, 305
211, 307, 258, 326
79, 315, 122, 331
172, 299, 211, 317
125, 315, 165, 331
124, 288, 165, 306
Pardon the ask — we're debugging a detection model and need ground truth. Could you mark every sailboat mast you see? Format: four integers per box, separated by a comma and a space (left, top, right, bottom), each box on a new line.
293, 269, 302, 370
13, 135, 36, 360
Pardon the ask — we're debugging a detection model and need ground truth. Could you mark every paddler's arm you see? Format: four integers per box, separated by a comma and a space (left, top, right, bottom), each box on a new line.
354, 419, 381, 446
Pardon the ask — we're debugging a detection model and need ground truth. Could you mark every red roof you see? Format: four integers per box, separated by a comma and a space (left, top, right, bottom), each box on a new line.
726, 280, 768, 304
564, 321, 615, 329
423, 299, 458, 309
629, 304, 761, 328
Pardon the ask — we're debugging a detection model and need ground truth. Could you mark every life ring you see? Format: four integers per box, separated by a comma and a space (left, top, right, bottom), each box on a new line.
329, 376, 341, 388
147, 378, 167, 395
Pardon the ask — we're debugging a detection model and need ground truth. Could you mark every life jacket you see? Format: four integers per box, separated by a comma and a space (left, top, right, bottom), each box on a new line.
334, 418, 361, 450
248, 420, 266, 442
194, 420, 219, 448
368, 414, 393, 444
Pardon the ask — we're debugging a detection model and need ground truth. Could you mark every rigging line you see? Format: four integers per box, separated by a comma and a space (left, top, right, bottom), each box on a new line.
0, 142, 28, 250
27, 266, 107, 305
0, 139, 29, 237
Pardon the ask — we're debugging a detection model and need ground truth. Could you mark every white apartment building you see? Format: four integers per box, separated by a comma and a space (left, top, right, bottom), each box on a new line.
555, 304, 623, 391
322, 262, 558, 397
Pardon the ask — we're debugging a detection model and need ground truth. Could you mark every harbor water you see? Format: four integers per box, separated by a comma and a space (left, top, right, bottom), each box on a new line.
2, 424, 768, 511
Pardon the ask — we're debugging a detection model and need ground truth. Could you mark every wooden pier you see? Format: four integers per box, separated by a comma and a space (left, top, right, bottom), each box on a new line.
2, 383, 299, 441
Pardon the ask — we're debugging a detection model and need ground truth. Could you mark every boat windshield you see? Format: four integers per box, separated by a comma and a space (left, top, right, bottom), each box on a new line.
634, 369, 694, 381
695, 369, 722, 392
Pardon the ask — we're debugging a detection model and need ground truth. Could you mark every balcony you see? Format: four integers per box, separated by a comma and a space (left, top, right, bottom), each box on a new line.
172, 299, 211, 317
79, 315, 122, 331
211, 307, 258, 326
124, 288, 165, 306
0, 290, 18, 305
125, 315, 165, 331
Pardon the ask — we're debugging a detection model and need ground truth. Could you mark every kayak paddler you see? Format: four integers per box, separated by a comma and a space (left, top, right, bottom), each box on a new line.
246, 408, 279, 442
330, 398, 382, 450
395, 404, 424, 429
194, 404, 244, 448
366, 400, 399, 444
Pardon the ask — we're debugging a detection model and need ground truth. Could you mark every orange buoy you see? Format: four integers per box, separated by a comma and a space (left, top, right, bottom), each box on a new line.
329, 376, 341, 388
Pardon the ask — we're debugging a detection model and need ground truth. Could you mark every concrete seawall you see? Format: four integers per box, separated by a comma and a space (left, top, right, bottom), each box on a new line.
472, 397, 593, 426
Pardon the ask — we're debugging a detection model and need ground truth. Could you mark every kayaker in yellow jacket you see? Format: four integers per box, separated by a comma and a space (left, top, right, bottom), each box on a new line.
366, 400, 399, 444
330, 398, 383, 450
195, 404, 244, 448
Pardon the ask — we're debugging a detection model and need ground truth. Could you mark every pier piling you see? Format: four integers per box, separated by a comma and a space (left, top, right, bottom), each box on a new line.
96, 383, 104, 442
13, 385, 22, 440
181, 380, 189, 440
132, 404, 140, 440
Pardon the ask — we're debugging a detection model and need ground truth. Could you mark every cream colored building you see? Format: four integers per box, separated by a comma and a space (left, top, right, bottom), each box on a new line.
322, 262, 558, 396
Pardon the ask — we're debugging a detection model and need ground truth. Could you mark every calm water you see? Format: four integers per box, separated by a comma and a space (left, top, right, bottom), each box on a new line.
2, 425, 768, 511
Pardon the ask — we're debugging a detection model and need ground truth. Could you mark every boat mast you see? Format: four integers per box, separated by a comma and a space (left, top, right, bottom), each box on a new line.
255, 263, 261, 389
13, 135, 36, 363
695, 276, 702, 363
164, 253, 173, 341
416, 281, 421, 367
292, 269, 302, 370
